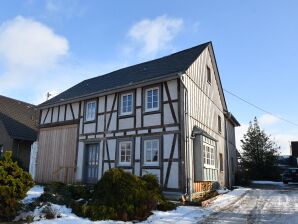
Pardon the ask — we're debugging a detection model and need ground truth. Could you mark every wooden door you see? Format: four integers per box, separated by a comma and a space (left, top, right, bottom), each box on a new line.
85, 143, 100, 183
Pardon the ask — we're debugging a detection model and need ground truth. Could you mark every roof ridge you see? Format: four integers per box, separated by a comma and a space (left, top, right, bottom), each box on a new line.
83, 42, 211, 83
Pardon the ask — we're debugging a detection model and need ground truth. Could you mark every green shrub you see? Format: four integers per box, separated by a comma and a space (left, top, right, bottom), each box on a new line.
0, 151, 34, 221
89, 168, 169, 221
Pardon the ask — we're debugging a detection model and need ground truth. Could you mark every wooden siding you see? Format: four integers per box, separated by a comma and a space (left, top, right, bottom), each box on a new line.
35, 124, 78, 183
183, 45, 226, 188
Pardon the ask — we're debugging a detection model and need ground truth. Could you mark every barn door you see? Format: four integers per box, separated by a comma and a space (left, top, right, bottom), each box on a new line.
85, 143, 100, 183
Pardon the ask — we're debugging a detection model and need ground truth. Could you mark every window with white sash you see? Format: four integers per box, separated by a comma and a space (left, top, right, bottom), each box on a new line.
145, 87, 159, 112
85, 101, 96, 122
120, 92, 133, 115
144, 138, 159, 166
118, 141, 132, 166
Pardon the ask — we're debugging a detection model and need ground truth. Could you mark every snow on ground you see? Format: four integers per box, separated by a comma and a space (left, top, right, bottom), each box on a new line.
251, 180, 283, 185
22, 185, 44, 204
21, 186, 250, 223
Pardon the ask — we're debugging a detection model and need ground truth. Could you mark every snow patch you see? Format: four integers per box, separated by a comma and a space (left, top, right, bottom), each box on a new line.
22, 185, 44, 204
252, 180, 283, 185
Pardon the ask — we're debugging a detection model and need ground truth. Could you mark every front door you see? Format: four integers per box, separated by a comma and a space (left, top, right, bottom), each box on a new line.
85, 143, 100, 183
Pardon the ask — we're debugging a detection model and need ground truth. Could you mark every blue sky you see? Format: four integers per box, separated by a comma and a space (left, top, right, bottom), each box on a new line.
0, 0, 297, 154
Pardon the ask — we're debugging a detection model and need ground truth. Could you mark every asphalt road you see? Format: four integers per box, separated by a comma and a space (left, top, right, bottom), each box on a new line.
198, 183, 298, 224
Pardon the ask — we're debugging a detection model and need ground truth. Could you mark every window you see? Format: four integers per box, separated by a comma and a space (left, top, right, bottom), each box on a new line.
144, 139, 159, 166
118, 141, 132, 166
207, 66, 211, 84
85, 101, 96, 122
145, 87, 159, 112
203, 136, 216, 168
120, 93, 133, 115
219, 153, 224, 172
218, 115, 222, 133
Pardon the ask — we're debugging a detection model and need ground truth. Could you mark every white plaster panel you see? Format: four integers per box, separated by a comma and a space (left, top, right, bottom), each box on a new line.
138, 129, 148, 134
96, 134, 104, 138
163, 134, 178, 159
106, 94, 116, 111
165, 126, 179, 131
126, 130, 136, 135
163, 104, 174, 124
44, 108, 52, 124
167, 162, 179, 188
84, 123, 96, 134
135, 137, 141, 160
163, 79, 178, 101
134, 162, 141, 176
107, 112, 117, 131
151, 128, 163, 133
136, 108, 142, 128
142, 169, 161, 183
107, 139, 116, 160
65, 104, 73, 120
98, 97, 105, 113
75, 142, 84, 181
115, 132, 124, 137
119, 117, 134, 130
52, 107, 59, 122
79, 136, 86, 140
80, 101, 84, 116
40, 109, 47, 124
143, 113, 161, 127
79, 118, 83, 134
136, 88, 142, 106
72, 102, 80, 119
97, 115, 104, 132
59, 105, 65, 122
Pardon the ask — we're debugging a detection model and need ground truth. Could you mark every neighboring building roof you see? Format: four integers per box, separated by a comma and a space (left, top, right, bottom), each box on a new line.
40, 42, 210, 107
0, 95, 38, 141
225, 112, 241, 127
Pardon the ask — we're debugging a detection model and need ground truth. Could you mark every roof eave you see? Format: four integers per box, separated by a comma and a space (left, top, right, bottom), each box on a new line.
38, 72, 181, 109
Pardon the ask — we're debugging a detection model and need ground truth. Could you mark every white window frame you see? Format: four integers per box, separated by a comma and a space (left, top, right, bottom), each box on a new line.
144, 138, 160, 166
203, 137, 216, 169
145, 87, 160, 112
118, 141, 132, 166
85, 101, 96, 122
120, 92, 133, 116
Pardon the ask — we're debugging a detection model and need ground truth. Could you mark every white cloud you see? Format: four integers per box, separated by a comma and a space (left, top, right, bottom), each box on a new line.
259, 114, 280, 126
0, 16, 72, 102
126, 15, 183, 58
0, 16, 68, 70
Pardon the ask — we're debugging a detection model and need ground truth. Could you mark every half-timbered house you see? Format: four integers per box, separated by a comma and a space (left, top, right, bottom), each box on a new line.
36, 42, 240, 198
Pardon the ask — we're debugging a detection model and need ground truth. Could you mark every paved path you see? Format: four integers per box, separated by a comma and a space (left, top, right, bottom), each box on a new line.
198, 183, 298, 224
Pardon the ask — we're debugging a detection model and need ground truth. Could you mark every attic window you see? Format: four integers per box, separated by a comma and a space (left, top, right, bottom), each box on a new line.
207, 66, 211, 84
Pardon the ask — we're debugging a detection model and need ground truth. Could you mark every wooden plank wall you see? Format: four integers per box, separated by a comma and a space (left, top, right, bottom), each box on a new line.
35, 124, 78, 184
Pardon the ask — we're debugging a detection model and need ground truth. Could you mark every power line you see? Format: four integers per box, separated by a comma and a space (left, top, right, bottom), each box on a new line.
223, 89, 298, 127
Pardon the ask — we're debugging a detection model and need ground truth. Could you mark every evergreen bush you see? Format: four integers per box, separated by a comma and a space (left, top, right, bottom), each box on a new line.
0, 151, 34, 221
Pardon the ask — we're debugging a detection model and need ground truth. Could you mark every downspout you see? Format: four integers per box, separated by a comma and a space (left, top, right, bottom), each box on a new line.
224, 118, 230, 188
179, 73, 192, 201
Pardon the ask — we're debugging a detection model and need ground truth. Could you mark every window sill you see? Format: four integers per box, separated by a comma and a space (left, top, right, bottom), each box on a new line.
84, 120, 96, 124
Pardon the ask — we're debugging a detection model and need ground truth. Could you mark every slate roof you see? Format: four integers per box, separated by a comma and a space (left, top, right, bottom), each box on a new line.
0, 95, 38, 141
40, 42, 210, 107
